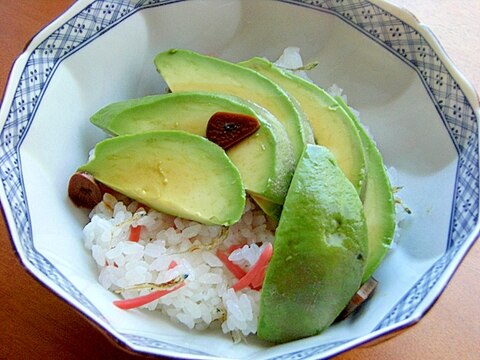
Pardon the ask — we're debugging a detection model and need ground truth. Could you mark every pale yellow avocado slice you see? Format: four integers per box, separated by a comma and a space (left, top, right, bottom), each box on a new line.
239, 57, 367, 197
153, 49, 314, 163
78, 131, 246, 226
335, 96, 396, 282
89, 91, 295, 205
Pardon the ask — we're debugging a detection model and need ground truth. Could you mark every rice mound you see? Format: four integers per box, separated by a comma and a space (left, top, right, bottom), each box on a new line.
83, 193, 275, 338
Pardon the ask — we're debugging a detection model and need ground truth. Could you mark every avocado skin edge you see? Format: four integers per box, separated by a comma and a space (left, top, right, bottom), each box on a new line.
335, 96, 396, 283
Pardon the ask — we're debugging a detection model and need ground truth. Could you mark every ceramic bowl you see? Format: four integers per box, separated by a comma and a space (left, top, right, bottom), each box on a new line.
1, 0, 479, 359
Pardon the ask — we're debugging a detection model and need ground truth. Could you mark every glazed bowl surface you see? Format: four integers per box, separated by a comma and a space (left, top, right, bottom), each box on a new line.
0, 1, 478, 359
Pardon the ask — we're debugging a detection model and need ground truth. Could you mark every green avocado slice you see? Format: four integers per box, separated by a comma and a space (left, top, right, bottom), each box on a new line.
239, 57, 367, 197
153, 49, 314, 163
90, 91, 295, 205
258, 144, 367, 343
335, 96, 396, 282
250, 194, 282, 223
78, 131, 245, 226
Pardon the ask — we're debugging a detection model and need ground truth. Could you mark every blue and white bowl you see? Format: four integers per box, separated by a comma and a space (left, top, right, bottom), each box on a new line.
0, 1, 478, 359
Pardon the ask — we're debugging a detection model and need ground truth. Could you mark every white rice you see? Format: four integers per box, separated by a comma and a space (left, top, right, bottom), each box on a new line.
84, 193, 274, 339
274, 46, 313, 81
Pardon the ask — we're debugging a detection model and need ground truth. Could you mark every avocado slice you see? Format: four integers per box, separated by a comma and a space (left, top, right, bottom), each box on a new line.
90, 91, 295, 205
239, 57, 367, 196
153, 49, 314, 162
258, 144, 367, 343
250, 194, 282, 223
335, 96, 396, 282
78, 131, 245, 226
